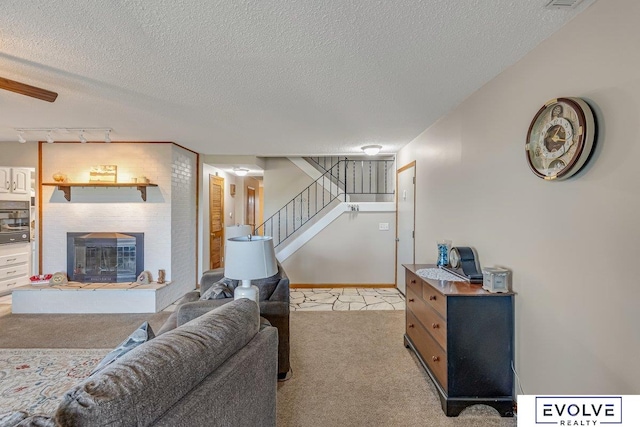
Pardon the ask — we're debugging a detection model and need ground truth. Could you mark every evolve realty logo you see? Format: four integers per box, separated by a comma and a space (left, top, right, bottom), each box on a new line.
535, 396, 622, 426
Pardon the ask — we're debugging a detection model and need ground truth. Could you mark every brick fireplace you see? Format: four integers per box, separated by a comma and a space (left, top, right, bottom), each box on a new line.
34, 142, 198, 313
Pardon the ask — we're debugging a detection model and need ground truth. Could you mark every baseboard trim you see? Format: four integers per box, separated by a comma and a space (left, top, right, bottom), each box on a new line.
291, 284, 396, 289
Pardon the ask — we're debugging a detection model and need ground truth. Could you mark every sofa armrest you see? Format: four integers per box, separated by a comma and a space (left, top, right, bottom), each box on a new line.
156, 291, 202, 335
177, 299, 231, 326
258, 300, 289, 317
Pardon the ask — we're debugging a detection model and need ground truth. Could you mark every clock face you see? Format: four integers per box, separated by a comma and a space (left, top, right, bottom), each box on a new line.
449, 247, 461, 269
526, 97, 596, 180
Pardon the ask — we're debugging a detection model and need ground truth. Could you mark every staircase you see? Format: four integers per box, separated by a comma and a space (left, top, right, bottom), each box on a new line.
255, 158, 395, 250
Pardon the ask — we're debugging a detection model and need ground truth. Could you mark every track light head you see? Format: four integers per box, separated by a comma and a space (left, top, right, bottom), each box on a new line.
17, 132, 26, 143
79, 132, 87, 143
46, 132, 54, 144
105, 130, 111, 143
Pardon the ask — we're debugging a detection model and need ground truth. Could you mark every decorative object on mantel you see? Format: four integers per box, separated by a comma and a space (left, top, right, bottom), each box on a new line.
157, 269, 166, 284
526, 97, 596, 181
136, 270, 152, 285
89, 165, 117, 183
52, 172, 67, 183
49, 272, 68, 286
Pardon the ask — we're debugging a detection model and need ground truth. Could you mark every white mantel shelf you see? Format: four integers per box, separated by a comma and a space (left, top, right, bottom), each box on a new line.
42, 182, 158, 201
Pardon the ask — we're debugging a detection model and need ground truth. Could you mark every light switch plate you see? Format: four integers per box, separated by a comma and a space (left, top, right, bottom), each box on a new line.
379, 223, 389, 231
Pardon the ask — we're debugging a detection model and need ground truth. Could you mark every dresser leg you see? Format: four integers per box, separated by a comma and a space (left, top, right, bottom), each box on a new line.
403, 334, 410, 348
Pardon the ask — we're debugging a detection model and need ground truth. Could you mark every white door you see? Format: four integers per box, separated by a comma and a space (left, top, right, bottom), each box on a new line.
396, 162, 415, 295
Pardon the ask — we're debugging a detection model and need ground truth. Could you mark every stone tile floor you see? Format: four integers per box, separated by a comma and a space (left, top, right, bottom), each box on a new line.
1, 288, 406, 313
290, 288, 405, 311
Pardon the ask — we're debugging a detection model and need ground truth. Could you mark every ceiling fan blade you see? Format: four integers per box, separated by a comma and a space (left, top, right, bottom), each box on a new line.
0, 77, 58, 102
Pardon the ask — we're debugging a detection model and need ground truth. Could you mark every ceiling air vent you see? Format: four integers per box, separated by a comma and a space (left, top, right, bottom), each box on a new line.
545, 0, 583, 9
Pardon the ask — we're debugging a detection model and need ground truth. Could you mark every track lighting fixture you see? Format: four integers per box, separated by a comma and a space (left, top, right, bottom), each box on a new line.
14, 127, 113, 143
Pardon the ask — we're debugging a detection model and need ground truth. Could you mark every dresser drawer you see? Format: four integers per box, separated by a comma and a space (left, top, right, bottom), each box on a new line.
422, 283, 447, 319
0, 263, 28, 280
0, 252, 29, 267
406, 287, 447, 350
407, 310, 448, 391
0, 275, 26, 291
406, 270, 422, 295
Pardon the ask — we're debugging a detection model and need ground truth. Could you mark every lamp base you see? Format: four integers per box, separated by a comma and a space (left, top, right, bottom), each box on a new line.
234, 280, 259, 302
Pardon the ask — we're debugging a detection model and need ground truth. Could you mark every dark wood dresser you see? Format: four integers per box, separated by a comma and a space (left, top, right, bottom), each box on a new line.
403, 264, 514, 417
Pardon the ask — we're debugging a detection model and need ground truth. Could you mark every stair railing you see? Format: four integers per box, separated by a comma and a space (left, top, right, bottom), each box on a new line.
255, 159, 394, 247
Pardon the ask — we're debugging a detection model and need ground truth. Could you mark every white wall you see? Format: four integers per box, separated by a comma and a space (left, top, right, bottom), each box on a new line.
397, 0, 640, 394
263, 157, 315, 219
282, 209, 396, 285
0, 142, 38, 167
41, 143, 197, 301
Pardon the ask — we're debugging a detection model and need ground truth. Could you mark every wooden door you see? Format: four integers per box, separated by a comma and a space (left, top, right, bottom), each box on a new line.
246, 186, 256, 233
209, 175, 224, 269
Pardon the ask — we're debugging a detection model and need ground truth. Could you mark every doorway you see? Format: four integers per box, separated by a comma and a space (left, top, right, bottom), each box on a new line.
246, 186, 256, 233
396, 161, 415, 295
209, 175, 224, 269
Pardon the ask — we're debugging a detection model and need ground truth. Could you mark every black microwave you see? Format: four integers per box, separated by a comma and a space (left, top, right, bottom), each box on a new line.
0, 200, 30, 244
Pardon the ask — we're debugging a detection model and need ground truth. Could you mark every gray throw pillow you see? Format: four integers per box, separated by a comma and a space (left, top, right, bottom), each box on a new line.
200, 277, 237, 300
89, 322, 154, 376
252, 269, 281, 301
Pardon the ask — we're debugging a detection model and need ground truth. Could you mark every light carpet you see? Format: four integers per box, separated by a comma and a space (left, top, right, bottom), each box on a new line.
0, 348, 109, 415
279, 310, 517, 427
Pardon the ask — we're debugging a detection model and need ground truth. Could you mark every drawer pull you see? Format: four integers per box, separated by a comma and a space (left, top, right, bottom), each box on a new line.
408, 323, 415, 328
5, 270, 17, 275
7, 282, 17, 287
432, 356, 440, 362
408, 298, 414, 302
6, 258, 16, 262
431, 323, 440, 329
410, 279, 416, 284
429, 295, 437, 301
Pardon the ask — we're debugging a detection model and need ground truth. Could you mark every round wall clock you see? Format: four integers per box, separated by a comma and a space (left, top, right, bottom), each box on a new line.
525, 97, 596, 180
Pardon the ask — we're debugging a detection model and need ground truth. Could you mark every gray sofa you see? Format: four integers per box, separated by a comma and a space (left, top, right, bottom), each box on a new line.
10, 299, 278, 427
159, 264, 291, 380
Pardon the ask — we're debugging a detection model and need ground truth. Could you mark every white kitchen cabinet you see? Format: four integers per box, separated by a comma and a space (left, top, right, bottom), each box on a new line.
0, 243, 31, 295
0, 167, 30, 198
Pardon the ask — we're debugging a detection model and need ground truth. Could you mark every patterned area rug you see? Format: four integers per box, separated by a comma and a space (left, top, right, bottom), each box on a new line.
0, 348, 109, 415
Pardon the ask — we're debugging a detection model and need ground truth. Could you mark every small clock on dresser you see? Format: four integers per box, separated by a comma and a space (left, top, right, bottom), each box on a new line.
525, 97, 596, 181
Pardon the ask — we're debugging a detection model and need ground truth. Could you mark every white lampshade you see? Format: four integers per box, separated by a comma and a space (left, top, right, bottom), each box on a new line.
225, 225, 253, 241
225, 236, 277, 302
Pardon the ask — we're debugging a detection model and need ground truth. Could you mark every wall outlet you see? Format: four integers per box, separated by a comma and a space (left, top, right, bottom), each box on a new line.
379, 222, 389, 231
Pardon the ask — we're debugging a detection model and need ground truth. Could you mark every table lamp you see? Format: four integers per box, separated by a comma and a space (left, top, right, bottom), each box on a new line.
225, 225, 252, 242
224, 235, 277, 302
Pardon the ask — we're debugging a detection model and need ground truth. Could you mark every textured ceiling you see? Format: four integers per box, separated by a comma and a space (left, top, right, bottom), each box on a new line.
0, 0, 596, 156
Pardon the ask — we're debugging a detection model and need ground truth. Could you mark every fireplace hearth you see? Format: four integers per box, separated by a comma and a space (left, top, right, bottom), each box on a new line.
67, 232, 144, 283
